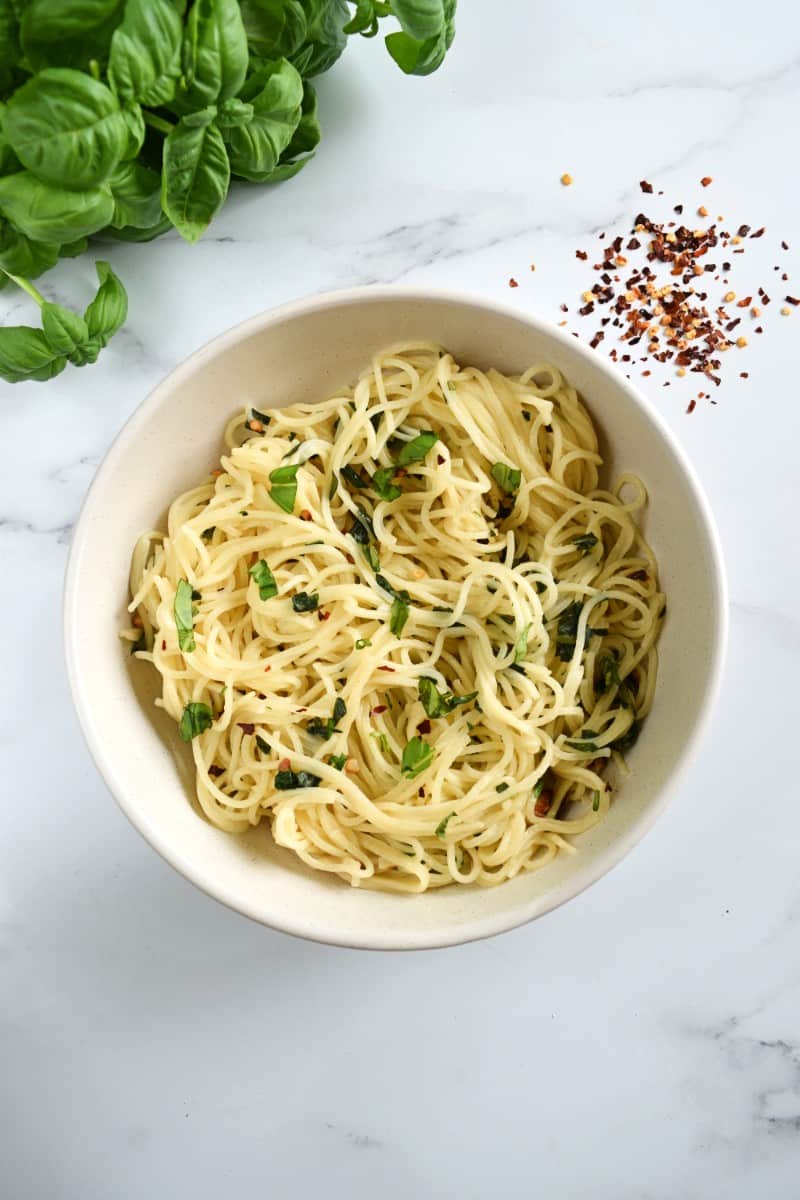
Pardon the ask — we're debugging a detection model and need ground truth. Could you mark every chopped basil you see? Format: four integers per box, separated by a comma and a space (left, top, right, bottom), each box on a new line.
435, 811, 456, 838
514, 622, 532, 665
292, 591, 319, 613
612, 718, 641, 753
565, 738, 600, 753
251, 407, 271, 426
341, 464, 370, 490
592, 791, 601, 812
596, 654, 620, 694
372, 466, 402, 502
574, 533, 599, 555
363, 543, 381, 572
533, 779, 545, 799
275, 768, 321, 790
256, 734, 270, 754
249, 560, 277, 601
390, 594, 410, 635
179, 701, 213, 742
350, 506, 375, 542
418, 677, 477, 718
555, 601, 582, 661
308, 696, 346, 740
329, 753, 348, 770
496, 782, 509, 794
174, 579, 196, 653
269, 463, 300, 513
329, 475, 339, 500
491, 462, 522, 493
395, 430, 438, 467
401, 736, 434, 779
355, 638, 371, 650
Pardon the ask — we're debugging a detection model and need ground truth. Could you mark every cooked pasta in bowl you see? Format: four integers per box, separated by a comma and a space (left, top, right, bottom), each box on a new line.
65, 289, 725, 946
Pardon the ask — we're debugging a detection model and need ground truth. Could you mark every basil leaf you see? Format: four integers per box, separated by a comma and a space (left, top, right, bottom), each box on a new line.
0, 173, 113, 243
391, 0, 447, 41
84, 261, 128, 347
372, 466, 402, 501
0, 325, 66, 383
255, 733, 270, 754
333, 697, 346, 722
574, 533, 599, 555
363, 543, 381, 572
401, 736, 434, 779
275, 767, 321, 789
565, 738, 600, 753
514, 623, 532, 665
435, 811, 455, 838
596, 654, 620, 694
555, 601, 582, 662
291, 591, 318, 612
491, 462, 522, 494
40, 302, 89, 359
109, 160, 163, 230
240, 0, 307, 59
385, 0, 455, 76
249, 559, 277, 601
349, 505, 375, 542
162, 114, 230, 244
290, 0, 349, 77
108, 0, 183, 106
4, 68, 128, 190
174, 578, 196, 652
225, 58, 303, 182
179, 701, 213, 742
390, 594, 410, 635
394, 429, 438, 466
176, 0, 249, 112
418, 677, 476, 718
262, 80, 320, 181
0, 220, 59, 280
340, 464, 370, 490
612, 718, 641, 754
533, 779, 545, 799
329, 752, 348, 770
216, 98, 254, 129
354, 638, 371, 650
269, 461, 300, 513
20, 0, 124, 73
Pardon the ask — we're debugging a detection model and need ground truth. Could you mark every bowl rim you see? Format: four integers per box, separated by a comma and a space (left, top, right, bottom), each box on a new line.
63, 284, 728, 950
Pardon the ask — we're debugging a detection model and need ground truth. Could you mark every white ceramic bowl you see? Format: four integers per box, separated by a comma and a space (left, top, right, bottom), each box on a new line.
64, 287, 727, 949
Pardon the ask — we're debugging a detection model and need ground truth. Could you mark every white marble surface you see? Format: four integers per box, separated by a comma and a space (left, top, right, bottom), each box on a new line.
3, 2, 800, 1195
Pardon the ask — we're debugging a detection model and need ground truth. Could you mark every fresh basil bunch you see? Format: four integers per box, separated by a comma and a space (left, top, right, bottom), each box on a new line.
0, 0, 456, 384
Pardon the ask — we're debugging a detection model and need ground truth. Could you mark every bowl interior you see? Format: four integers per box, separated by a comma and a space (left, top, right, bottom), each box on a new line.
65, 291, 725, 948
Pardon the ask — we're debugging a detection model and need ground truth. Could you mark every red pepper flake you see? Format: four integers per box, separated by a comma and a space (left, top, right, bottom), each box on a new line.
750, 227, 765, 238
640, 180, 653, 193
417, 718, 432, 735
740, 372, 749, 379
534, 790, 552, 817
737, 224, 751, 237
299, 509, 312, 521
278, 758, 290, 771
782, 240, 789, 250
209, 765, 224, 778
317, 609, 331, 621
345, 552, 355, 564
238, 723, 255, 735
559, 303, 568, 313
370, 705, 387, 716
786, 296, 800, 306
378, 666, 395, 672
161, 639, 166, 651
508, 278, 519, 288
700, 176, 713, 187
687, 398, 697, 413
437, 454, 445, 465
263, 665, 271, 672
735, 296, 752, 308
575, 250, 588, 260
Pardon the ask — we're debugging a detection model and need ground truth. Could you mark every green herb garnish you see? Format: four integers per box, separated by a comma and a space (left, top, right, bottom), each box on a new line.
329, 753, 348, 770
491, 462, 522, 493
565, 738, 600, 753
275, 768, 321, 790
555, 601, 583, 661
573, 533, 599, 555
612, 718, 641, 753
364, 543, 381, 572
514, 622, 532, 665
341, 464, 370, 489
250, 408, 271, 427
174, 578, 196, 653
435, 811, 456, 838
533, 779, 545, 799
401, 736, 434, 779
496, 783, 509, 794
292, 591, 319, 613
370, 730, 391, 756
269, 463, 300, 514
395, 430, 438, 467
307, 697, 347, 741
249, 559, 277, 601
179, 701, 213, 742
355, 638, 372, 650
372, 465, 403, 502
596, 654, 620, 694
418, 677, 477, 718
256, 734, 270, 755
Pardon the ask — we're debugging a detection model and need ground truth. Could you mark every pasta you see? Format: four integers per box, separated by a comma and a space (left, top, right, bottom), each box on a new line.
125, 344, 665, 893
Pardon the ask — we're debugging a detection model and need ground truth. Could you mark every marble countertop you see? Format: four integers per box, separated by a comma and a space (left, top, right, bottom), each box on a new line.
3, 2, 800, 1196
